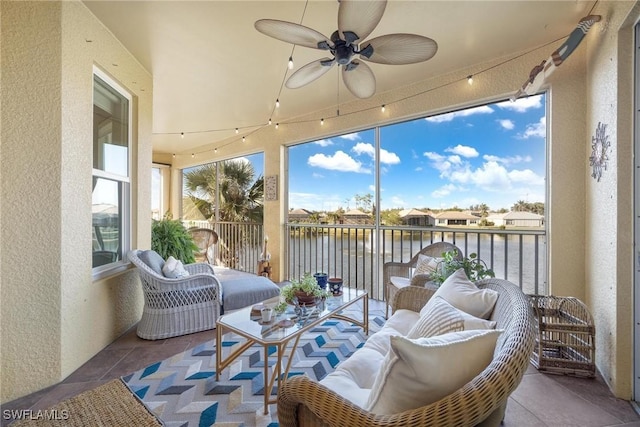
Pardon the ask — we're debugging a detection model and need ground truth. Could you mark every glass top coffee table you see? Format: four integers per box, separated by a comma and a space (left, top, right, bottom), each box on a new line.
215, 289, 368, 414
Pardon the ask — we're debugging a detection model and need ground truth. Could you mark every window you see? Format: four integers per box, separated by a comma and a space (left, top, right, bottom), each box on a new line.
92, 70, 131, 273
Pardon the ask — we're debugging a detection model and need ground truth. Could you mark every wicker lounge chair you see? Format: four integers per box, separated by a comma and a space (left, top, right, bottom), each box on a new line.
278, 278, 535, 427
188, 227, 218, 264
128, 249, 221, 340
384, 241, 463, 318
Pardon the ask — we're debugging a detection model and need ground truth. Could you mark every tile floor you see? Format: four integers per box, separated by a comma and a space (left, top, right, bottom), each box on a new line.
2, 298, 640, 426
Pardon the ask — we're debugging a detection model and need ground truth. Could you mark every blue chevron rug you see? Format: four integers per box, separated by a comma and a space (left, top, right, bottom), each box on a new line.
122, 315, 385, 427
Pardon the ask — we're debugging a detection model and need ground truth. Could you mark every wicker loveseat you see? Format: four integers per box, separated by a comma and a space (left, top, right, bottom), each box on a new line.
278, 277, 535, 427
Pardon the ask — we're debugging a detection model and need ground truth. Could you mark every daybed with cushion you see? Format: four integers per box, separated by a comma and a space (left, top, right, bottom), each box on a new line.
128, 250, 280, 339
278, 270, 535, 427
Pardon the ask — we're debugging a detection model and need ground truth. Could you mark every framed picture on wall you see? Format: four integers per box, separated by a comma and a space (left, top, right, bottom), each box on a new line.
265, 175, 278, 201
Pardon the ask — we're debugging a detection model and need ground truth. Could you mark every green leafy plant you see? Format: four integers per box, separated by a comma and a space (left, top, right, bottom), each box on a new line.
281, 272, 330, 303
151, 212, 198, 264
432, 249, 495, 284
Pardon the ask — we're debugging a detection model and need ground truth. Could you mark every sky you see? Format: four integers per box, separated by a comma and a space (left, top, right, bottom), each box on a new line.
288, 94, 546, 212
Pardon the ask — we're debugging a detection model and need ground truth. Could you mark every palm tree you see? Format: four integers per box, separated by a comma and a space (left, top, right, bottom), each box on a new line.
184, 160, 264, 223
184, 160, 264, 268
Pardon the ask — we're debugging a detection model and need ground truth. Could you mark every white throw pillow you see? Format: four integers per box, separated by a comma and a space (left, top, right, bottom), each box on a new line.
407, 296, 495, 339
162, 256, 190, 279
365, 329, 503, 415
413, 254, 441, 278
420, 268, 498, 319
406, 296, 464, 339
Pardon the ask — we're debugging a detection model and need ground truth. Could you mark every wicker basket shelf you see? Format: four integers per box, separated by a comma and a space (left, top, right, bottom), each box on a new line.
528, 295, 595, 377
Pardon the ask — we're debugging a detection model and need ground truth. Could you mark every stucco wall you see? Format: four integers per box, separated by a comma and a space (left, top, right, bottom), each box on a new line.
585, 1, 637, 399
1, 1, 152, 402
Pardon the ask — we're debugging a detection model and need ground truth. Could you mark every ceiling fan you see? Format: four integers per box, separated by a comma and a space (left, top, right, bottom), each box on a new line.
255, 0, 438, 99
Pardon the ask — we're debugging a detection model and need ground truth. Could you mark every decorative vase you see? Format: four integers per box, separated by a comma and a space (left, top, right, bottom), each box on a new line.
313, 272, 328, 290
328, 277, 343, 296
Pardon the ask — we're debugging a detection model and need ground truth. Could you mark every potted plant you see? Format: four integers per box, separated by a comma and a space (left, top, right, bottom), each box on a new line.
281, 273, 330, 306
432, 249, 495, 284
151, 212, 199, 264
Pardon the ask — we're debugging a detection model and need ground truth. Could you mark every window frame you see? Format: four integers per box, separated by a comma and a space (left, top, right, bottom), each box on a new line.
92, 67, 132, 280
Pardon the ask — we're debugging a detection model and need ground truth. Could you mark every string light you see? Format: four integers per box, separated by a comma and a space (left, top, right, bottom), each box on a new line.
191, 153, 194, 158
320, 118, 324, 125
172, 153, 176, 158
242, 136, 246, 143
381, 104, 386, 112
275, 123, 279, 129
214, 148, 217, 153
235, 128, 239, 134
269, 118, 272, 125
288, 56, 294, 70
275, 99, 280, 108
181, 132, 184, 138
467, 75, 473, 85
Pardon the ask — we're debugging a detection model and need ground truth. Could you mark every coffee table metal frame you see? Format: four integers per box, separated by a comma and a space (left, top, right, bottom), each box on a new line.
215, 290, 368, 414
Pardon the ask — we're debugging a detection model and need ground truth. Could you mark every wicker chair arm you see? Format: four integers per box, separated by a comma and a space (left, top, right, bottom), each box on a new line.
184, 262, 216, 275
391, 285, 437, 313
409, 274, 436, 287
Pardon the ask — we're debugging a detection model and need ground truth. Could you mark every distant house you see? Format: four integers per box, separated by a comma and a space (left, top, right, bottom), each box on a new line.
288, 208, 312, 223
434, 211, 480, 226
342, 209, 371, 225
486, 211, 545, 227
398, 208, 435, 226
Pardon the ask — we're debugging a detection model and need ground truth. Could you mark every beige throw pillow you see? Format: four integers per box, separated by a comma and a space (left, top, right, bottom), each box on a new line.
420, 268, 498, 319
407, 296, 496, 339
413, 254, 441, 278
365, 329, 503, 415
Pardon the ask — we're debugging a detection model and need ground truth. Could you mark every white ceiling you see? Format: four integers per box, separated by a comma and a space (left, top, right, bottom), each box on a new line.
83, 0, 595, 155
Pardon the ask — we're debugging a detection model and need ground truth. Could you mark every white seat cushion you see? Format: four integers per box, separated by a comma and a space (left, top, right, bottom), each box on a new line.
365, 329, 503, 415
389, 276, 411, 290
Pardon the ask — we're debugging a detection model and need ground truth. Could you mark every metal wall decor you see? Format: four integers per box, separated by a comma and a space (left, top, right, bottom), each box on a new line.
589, 122, 610, 182
265, 175, 278, 201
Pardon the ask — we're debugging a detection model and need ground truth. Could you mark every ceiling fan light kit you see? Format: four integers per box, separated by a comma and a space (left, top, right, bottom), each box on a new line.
255, 0, 437, 99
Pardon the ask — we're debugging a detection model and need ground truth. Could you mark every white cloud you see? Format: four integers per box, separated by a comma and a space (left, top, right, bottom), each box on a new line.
508, 169, 545, 185
483, 154, 532, 165
498, 119, 515, 130
368, 184, 375, 192
307, 150, 371, 173
289, 192, 345, 211
425, 105, 494, 123
313, 139, 334, 147
423, 152, 453, 176
415, 166, 423, 172
312, 172, 324, 178
432, 183, 458, 198
340, 133, 360, 141
389, 196, 406, 208
497, 94, 543, 112
446, 144, 479, 158
448, 155, 462, 165
521, 116, 546, 139
352, 142, 401, 165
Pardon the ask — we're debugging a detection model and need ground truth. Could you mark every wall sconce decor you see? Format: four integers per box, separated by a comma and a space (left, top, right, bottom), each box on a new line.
589, 122, 610, 182
265, 175, 278, 201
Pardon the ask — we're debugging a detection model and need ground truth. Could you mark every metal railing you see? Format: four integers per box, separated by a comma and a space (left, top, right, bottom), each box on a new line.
184, 220, 547, 302
184, 220, 264, 273
286, 224, 547, 301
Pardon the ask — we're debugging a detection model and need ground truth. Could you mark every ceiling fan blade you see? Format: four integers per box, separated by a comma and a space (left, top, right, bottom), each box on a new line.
338, 0, 387, 43
342, 61, 376, 99
362, 34, 438, 65
255, 19, 330, 49
286, 58, 335, 89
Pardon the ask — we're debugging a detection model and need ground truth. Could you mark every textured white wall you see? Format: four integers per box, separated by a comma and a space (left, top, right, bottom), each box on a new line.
585, 1, 638, 399
1, 1, 153, 402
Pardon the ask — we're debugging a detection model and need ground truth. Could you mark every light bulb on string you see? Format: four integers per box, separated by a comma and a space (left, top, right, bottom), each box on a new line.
214, 148, 217, 153
235, 128, 239, 134
181, 132, 184, 138
320, 118, 324, 126
288, 56, 294, 70
467, 75, 473, 85
172, 153, 175, 158
191, 153, 194, 158
275, 99, 280, 109
268, 118, 272, 125
381, 104, 386, 112
242, 136, 246, 143
275, 123, 279, 129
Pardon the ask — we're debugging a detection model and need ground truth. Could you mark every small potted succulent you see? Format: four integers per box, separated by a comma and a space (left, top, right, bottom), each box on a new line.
281, 273, 330, 306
